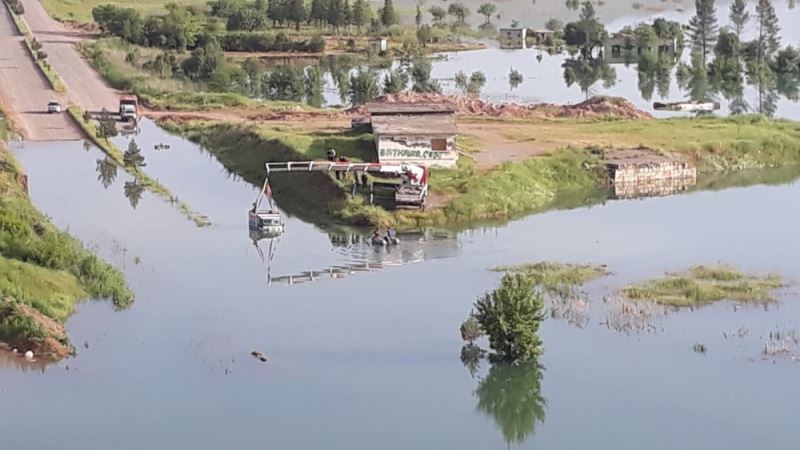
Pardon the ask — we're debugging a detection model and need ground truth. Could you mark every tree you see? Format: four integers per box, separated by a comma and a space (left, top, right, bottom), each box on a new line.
477, 3, 497, 25
473, 274, 545, 362
729, 0, 750, 40
509, 67, 524, 89
328, 0, 346, 31
309, 0, 326, 26
755, 0, 780, 64
687, 0, 719, 65
411, 56, 441, 92
265, 65, 306, 101
380, 0, 399, 26
448, 2, 470, 25
563, 2, 607, 58
475, 362, 546, 445
351, 0, 371, 31
417, 23, 433, 46
123, 139, 146, 170
460, 315, 482, 343
97, 109, 118, 141
382, 68, 408, 93
545, 18, 563, 33
304, 65, 325, 107
349, 68, 380, 104
287, 0, 307, 30
460, 343, 484, 378
415, 4, 422, 28
428, 5, 446, 25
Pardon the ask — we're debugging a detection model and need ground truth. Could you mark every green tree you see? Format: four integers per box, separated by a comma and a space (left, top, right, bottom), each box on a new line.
755, 0, 780, 64
123, 139, 146, 170
429, 5, 446, 25
265, 65, 306, 101
460, 315, 482, 343
328, 0, 346, 31
545, 18, 563, 32
382, 67, 408, 93
352, 0, 371, 31
380, 0, 399, 26
417, 23, 433, 45
475, 362, 546, 445
729, 0, 750, 40
687, 0, 719, 65
309, 0, 327, 26
287, 0, 307, 30
509, 67, 523, 89
97, 108, 118, 141
563, 2, 607, 58
477, 3, 496, 25
304, 65, 325, 107
474, 274, 545, 362
448, 2, 470, 25
411, 56, 441, 92
415, 4, 422, 28
349, 68, 380, 104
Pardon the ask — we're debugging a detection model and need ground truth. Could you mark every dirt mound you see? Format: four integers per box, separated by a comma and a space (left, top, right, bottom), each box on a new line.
0, 298, 71, 360
351, 93, 652, 120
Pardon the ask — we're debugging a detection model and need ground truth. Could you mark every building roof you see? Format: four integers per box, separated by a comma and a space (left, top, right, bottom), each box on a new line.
371, 114, 458, 136
365, 102, 455, 115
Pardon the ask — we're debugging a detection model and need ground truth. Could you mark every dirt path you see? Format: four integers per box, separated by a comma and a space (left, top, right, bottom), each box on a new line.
460, 121, 557, 169
0, 4, 79, 140
21, 0, 120, 114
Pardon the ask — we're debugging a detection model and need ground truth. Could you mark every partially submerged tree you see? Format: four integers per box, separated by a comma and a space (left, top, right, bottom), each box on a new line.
473, 274, 545, 362
123, 139, 146, 170
448, 2, 470, 26
97, 108, 118, 141
349, 68, 380, 105
563, 2, 607, 59
687, 0, 719, 65
460, 315, 482, 343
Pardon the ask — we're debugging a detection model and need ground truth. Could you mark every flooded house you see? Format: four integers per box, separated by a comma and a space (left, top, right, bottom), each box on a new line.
499, 28, 527, 49
603, 32, 678, 63
365, 103, 460, 168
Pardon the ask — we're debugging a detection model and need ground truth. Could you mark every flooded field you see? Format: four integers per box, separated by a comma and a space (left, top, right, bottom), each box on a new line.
2, 118, 800, 449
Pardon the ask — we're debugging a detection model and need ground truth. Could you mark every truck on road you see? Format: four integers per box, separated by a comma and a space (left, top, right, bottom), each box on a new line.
119, 95, 138, 122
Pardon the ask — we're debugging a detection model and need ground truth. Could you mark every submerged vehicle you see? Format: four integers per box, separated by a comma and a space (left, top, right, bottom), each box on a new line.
371, 235, 400, 246
249, 176, 284, 236
653, 100, 720, 112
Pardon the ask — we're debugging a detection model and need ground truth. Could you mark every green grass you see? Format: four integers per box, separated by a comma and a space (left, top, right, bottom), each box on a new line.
68, 106, 211, 227
0, 137, 134, 356
622, 265, 785, 307
492, 261, 610, 291
41, 0, 209, 22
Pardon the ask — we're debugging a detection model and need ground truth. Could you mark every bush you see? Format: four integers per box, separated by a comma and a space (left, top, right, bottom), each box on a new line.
474, 274, 545, 362
220, 32, 326, 53
5, 0, 24, 15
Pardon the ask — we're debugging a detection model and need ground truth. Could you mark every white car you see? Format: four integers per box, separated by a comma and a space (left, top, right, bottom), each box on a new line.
47, 101, 62, 113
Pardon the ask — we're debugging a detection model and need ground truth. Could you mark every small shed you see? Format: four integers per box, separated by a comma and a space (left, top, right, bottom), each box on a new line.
499, 28, 527, 49
366, 103, 459, 168
367, 36, 388, 53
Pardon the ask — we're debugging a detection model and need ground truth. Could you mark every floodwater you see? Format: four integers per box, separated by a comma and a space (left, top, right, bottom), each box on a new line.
3, 117, 800, 449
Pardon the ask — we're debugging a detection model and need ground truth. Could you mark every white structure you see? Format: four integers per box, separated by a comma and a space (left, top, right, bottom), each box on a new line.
367, 36, 388, 53
499, 28, 527, 49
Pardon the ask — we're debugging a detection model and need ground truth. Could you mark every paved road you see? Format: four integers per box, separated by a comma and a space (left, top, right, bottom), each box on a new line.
21, 0, 119, 114
0, 5, 79, 140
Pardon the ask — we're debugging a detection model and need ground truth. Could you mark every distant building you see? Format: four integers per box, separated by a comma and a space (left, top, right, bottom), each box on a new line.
365, 103, 459, 168
499, 28, 527, 49
604, 32, 678, 63
367, 36, 388, 54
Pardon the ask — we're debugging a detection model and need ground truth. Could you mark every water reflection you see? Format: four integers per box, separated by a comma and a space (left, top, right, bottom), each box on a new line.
250, 229, 460, 286
95, 157, 118, 189
475, 361, 547, 446
562, 55, 616, 98
123, 180, 145, 209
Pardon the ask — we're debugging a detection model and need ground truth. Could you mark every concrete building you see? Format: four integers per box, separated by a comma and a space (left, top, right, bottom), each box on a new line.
604, 32, 678, 64
365, 103, 459, 168
499, 28, 527, 49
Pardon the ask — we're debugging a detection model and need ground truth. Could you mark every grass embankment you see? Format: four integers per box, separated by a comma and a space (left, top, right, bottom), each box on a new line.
622, 265, 785, 307
3, 3, 67, 93
468, 114, 800, 172
162, 113, 800, 228
68, 107, 211, 227
492, 262, 609, 292
0, 138, 133, 358
160, 120, 374, 224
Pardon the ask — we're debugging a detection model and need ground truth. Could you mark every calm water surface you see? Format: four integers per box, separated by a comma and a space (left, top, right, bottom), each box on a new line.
2, 118, 800, 449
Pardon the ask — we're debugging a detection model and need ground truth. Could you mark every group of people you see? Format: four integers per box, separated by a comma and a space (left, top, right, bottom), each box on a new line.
372, 227, 396, 243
